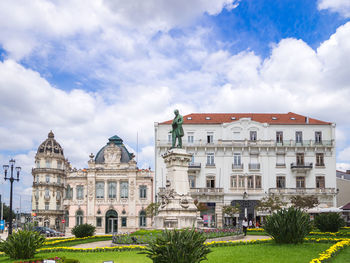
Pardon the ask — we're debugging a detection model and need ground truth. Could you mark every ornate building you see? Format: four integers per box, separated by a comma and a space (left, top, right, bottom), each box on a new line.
32, 131, 69, 230
32, 133, 154, 234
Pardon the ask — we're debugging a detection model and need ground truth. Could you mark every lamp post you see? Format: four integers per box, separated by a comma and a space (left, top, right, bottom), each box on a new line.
3, 159, 21, 235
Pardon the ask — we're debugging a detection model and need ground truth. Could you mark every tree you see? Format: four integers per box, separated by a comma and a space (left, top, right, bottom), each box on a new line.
145, 202, 160, 219
222, 204, 240, 226
194, 199, 207, 212
256, 195, 286, 214
290, 195, 319, 211
1, 203, 15, 223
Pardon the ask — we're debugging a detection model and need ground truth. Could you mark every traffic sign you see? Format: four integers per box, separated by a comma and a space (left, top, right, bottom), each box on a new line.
61, 219, 65, 224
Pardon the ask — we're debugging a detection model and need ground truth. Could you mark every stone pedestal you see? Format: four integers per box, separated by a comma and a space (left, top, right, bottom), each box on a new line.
155, 148, 202, 229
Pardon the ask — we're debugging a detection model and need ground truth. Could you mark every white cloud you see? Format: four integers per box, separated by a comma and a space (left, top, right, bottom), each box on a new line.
336, 163, 350, 172
338, 147, 350, 162
318, 0, 350, 18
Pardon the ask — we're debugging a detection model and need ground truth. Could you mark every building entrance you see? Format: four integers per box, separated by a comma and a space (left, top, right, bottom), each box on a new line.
105, 210, 118, 234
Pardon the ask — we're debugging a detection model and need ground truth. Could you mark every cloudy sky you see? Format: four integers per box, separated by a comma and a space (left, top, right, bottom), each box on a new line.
1, 0, 350, 212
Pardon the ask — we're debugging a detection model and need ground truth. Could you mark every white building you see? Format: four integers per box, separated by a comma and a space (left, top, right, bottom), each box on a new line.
154, 112, 337, 227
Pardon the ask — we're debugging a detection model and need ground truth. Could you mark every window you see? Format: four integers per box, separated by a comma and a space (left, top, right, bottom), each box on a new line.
56, 191, 61, 200
45, 188, 50, 198
206, 176, 215, 188
76, 185, 84, 200
56, 201, 60, 210
57, 161, 62, 169
45, 202, 49, 210
233, 153, 241, 166
250, 131, 257, 141
46, 159, 51, 168
276, 176, 285, 188
316, 176, 325, 188
315, 131, 322, 143
36, 175, 39, 183
247, 176, 254, 189
206, 153, 215, 166
187, 132, 194, 143
35, 201, 38, 210
65, 211, 69, 227
139, 185, 147, 199
139, 210, 146, 227
207, 132, 214, 144
231, 175, 237, 188
35, 161, 40, 168
96, 182, 104, 198
120, 181, 129, 198
316, 153, 324, 166
188, 176, 195, 188
76, 210, 83, 226
45, 175, 50, 183
295, 131, 303, 143
121, 217, 127, 227
276, 154, 285, 166
238, 175, 245, 188
96, 217, 102, 227
168, 134, 172, 142
255, 175, 262, 189
66, 185, 73, 199
296, 153, 304, 165
57, 176, 61, 184
35, 189, 39, 199
108, 182, 117, 198
296, 176, 305, 188
276, 131, 283, 143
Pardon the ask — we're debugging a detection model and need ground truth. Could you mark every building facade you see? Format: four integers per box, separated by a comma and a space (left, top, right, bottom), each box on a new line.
336, 170, 350, 207
32, 133, 154, 234
155, 112, 337, 227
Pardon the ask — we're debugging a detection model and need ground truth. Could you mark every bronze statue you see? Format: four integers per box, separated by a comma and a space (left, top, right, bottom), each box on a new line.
170, 109, 184, 148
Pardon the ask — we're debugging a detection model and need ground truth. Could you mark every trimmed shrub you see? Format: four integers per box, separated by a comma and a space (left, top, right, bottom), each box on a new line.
71, 224, 95, 238
0, 228, 46, 259
314, 213, 345, 232
142, 228, 211, 263
264, 207, 311, 244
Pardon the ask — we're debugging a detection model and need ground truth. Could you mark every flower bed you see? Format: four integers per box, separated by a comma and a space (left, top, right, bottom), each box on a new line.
44, 235, 112, 246
309, 238, 350, 263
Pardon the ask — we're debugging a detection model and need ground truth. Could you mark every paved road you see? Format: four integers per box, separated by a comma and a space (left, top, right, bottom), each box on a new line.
72, 235, 270, 248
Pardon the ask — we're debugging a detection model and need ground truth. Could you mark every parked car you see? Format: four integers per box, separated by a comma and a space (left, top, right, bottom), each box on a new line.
33, 226, 51, 237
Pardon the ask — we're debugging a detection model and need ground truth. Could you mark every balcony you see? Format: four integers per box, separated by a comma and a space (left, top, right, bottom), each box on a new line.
188, 162, 201, 170
249, 163, 260, 170
32, 167, 66, 174
275, 140, 333, 147
205, 163, 216, 168
232, 164, 244, 170
290, 162, 313, 171
189, 187, 224, 196
269, 188, 336, 195
33, 182, 65, 188
32, 209, 65, 215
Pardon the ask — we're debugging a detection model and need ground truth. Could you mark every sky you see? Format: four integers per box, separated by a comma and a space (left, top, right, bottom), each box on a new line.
1, 0, 350, 212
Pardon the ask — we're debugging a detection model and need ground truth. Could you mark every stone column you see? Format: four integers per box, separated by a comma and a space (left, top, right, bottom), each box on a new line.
215, 203, 223, 228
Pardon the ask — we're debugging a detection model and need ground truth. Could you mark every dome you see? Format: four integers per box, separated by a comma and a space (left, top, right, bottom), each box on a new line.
95, 135, 134, 164
37, 131, 64, 156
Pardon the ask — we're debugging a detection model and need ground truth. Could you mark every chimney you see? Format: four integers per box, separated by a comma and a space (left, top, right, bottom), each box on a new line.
346, 170, 350, 174
305, 117, 309, 124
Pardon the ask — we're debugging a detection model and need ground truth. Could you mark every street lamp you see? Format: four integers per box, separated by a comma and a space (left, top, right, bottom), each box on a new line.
3, 159, 21, 235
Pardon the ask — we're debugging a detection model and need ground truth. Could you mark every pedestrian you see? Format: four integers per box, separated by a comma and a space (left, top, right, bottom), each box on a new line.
242, 217, 248, 236
249, 219, 253, 228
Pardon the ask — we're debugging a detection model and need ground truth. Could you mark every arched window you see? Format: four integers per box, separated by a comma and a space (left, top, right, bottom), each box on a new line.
76, 210, 83, 226
139, 210, 146, 227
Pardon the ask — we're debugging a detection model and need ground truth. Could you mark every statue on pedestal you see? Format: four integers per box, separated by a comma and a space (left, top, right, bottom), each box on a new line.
170, 109, 184, 148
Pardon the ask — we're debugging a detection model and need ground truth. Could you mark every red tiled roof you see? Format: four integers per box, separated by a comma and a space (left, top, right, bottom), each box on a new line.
342, 202, 350, 210
160, 112, 332, 125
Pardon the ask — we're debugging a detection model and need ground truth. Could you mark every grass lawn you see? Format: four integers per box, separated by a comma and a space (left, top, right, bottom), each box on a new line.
331, 246, 350, 263
0, 242, 335, 263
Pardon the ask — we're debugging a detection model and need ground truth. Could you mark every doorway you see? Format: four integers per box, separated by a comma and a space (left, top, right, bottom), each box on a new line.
105, 210, 118, 234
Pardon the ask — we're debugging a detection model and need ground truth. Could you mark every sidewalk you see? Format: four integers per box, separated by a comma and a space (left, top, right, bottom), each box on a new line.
72, 235, 270, 249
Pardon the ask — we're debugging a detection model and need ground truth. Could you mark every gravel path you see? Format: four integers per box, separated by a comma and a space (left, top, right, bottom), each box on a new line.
72, 235, 270, 248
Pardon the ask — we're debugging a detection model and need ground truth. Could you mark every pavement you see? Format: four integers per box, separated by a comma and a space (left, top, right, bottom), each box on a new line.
72, 235, 270, 249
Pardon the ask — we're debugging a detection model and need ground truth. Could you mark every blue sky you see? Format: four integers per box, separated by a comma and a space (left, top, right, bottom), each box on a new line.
1, 0, 350, 212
